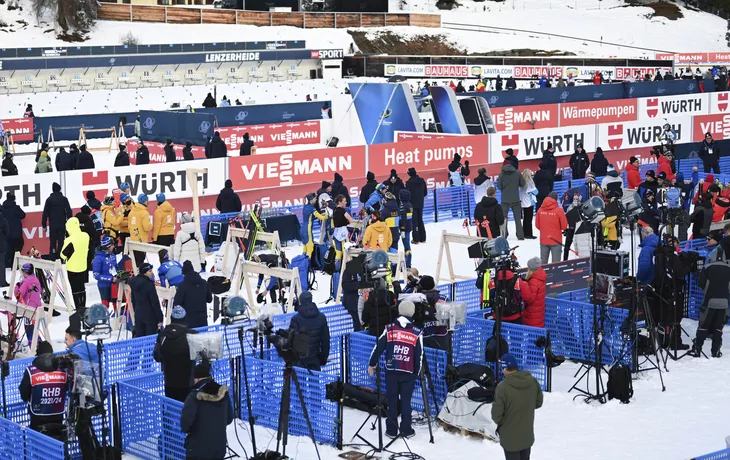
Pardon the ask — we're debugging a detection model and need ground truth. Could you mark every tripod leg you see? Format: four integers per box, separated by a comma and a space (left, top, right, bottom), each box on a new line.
419, 372, 435, 444
275, 371, 289, 455
291, 370, 322, 460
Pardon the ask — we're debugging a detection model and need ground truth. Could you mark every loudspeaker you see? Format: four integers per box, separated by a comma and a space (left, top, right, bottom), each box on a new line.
327, 136, 339, 147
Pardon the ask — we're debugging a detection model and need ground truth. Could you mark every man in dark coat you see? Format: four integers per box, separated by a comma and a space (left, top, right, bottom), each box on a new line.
505, 77, 517, 90
533, 162, 554, 209
331, 173, 351, 207
75, 206, 100, 270
208, 132, 228, 158
154, 306, 197, 402
173, 261, 213, 329
699, 132, 721, 173
0, 208, 8, 287
406, 167, 427, 243
215, 180, 242, 213
590, 147, 609, 177
75, 145, 95, 170
180, 361, 233, 460
54, 147, 74, 171
238, 133, 254, 156
362, 287, 396, 337
290, 291, 330, 371
114, 144, 130, 167
473, 186, 504, 238
383, 169, 405, 201
2, 192, 25, 268
18, 341, 67, 431
85, 191, 101, 211
182, 141, 195, 161
68, 143, 80, 168
691, 255, 730, 358
569, 144, 590, 180
503, 148, 519, 170
164, 139, 176, 163
201, 93, 217, 109
1, 152, 18, 176
128, 263, 163, 337
136, 141, 150, 165
42, 183, 73, 259
360, 171, 379, 205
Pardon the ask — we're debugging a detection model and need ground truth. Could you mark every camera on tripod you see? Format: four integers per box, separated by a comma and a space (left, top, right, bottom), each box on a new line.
268, 328, 310, 366
341, 249, 392, 290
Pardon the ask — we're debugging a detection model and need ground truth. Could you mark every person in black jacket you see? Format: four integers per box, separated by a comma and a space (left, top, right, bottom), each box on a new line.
68, 143, 79, 168
341, 273, 362, 331
569, 144, 590, 180
447, 154, 470, 186
54, 147, 74, 171
180, 360, 233, 460
182, 141, 195, 161
75, 145, 95, 170
533, 162, 554, 210
114, 144, 130, 167
201, 93, 217, 109
699, 132, 721, 173
173, 261, 213, 329
504, 148, 519, 170
406, 167, 427, 244
691, 257, 730, 358
383, 169, 405, 201
128, 263, 163, 337
590, 147, 608, 177
154, 306, 197, 402
239, 133, 254, 156
474, 186, 504, 238
42, 183, 73, 259
76, 206, 99, 270
164, 139, 176, 162
360, 171, 378, 205
208, 132, 228, 158
136, 141, 150, 165
290, 291, 330, 371
3, 192, 25, 268
506, 76, 517, 90
85, 191, 101, 211
216, 180, 242, 213
18, 341, 67, 432
1, 152, 18, 176
0, 208, 8, 287
35, 142, 50, 164
331, 173, 351, 207
691, 193, 714, 239
362, 287, 396, 337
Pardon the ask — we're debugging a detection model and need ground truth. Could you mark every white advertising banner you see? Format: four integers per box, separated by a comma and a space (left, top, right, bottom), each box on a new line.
636, 93, 709, 121
0, 172, 62, 213
597, 116, 693, 151
384, 64, 673, 80
489, 125, 597, 163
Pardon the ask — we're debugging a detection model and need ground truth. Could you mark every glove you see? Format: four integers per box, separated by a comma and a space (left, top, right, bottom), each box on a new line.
465, 160, 470, 166
200, 261, 207, 272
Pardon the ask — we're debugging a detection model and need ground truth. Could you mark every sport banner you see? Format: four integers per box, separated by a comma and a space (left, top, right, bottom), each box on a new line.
636, 93, 709, 121
394, 131, 465, 141
2, 118, 34, 142
693, 113, 730, 141
491, 104, 559, 131
490, 125, 596, 163
0, 172, 61, 213
597, 116, 692, 151
218, 120, 321, 150
559, 99, 638, 127
709, 92, 730, 114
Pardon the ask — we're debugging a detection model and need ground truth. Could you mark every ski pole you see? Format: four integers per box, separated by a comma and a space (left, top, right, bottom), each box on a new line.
549, 236, 579, 256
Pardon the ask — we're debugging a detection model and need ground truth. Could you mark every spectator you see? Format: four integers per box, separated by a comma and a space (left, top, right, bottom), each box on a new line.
208, 132, 228, 158
202, 93, 217, 108
35, 142, 49, 164
290, 291, 330, 371
55, 147, 74, 171
497, 161, 526, 240
541, 144, 557, 179
154, 306, 197, 402
538, 75, 548, 88
92, 236, 118, 308
85, 191, 101, 212
601, 164, 625, 199
556, 78, 566, 88
128, 263, 163, 337
19, 340, 67, 433
638, 171, 658, 201
3, 192, 25, 268
362, 283, 396, 337
491, 353, 543, 460
75, 145, 95, 170
519, 257, 546, 328
76, 205, 100, 269
535, 192, 567, 264
384, 170, 405, 200
657, 149, 676, 183
362, 214, 392, 251
101, 195, 123, 244
636, 227, 658, 285
398, 189, 414, 268
455, 81, 465, 93
503, 148, 519, 170
533, 163, 554, 210
36, 150, 52, 173
238, 133, 255, 156
1, 152, 18, 176
153, 193, 176, 246
590, 147, 608, 177
447, 154, 470, 186
406, 168, 427, 244
68, 144, 79, 167
42, 183, 73, 259
134, 115, 141, 138
235, 99, 242, 106
473, 167, 492, 205
506, 76, 517, 90
164, 139, 176, 163
690, 193, 714, 239
495, 75, 503, 91
114, 144, 130, 167
61, 218, 90, 328
24, 103, 34, 118
519, 169, 538, 240
331, 173, 351, 207
569, 144, 590, 180
173, 213, 206, 272
332, 194, 354, 261
675, 169, 699, 210
219, 95, 231, 107
180, 361, 233, 460
691, 254, 730, 358
473, 186, 504, 238
360, 171, 379, 205
216, 180, 242, 213
135, 141, 150, 165
700, 132, 721, 173
626, 156, 642, 189
593, 71, 602, 85
182, 141, 195, 161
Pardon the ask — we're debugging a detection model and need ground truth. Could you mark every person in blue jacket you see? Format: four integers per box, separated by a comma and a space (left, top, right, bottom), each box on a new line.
364, 183, 388, 213
92, 236, 118, 308
381, 192, 400, 254
637, 226, 659, 285
289, 291, 330, 371
157, 249, 184, 288
301, 193, 327, 257
399, 189, 413, 268
64, 327, 99, 364
674, 168, 699, 210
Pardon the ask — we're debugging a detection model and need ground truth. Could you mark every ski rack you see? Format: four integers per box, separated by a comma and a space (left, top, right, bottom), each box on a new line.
230, 258, 302, 315
221, 227, 282, 278
435, 230, 487, 284
78, 125, 118, 152
6, 254, 73, 348
334, 248, 406, 303
123, 240, 177, 325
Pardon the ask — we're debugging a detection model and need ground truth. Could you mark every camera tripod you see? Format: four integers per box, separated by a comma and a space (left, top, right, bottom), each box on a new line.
275, 363, 321, 460
619, 287, 666, 391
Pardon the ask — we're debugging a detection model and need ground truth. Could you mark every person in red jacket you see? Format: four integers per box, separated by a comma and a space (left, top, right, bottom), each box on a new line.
535, 192, 568, 264
694, 174, 715, 204
593, 71, 602, 85
626, 156, 642, 189
656, 151, 675, 182
519, 257, 546, 328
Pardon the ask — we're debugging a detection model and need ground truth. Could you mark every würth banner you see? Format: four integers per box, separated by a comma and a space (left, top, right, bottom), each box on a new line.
489, 126, 595, 163
218, 120, 320, 150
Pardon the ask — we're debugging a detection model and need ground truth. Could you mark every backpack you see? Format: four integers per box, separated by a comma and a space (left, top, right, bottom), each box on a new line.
498, 276, 523, 318
311, 243, 327, 271
323, 245, 337, 275
607, 363, 633, 403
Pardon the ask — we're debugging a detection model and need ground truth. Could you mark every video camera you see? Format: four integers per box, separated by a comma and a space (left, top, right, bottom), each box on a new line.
268, 328, 310, 365
468, 237, 518, 272
342, 249, 391, 289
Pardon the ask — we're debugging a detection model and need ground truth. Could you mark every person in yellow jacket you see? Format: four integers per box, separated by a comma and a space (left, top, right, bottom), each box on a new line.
101, 195, 122, 241
60, 217, 90, 330
362, 215, 392, 251
601, 214, 619, 250
152, 193, 176, 246
118, 193, 133, 248
129, 193, 152, 267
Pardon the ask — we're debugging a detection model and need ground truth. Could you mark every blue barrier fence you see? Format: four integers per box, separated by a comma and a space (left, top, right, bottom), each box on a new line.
695, 448, 730, 460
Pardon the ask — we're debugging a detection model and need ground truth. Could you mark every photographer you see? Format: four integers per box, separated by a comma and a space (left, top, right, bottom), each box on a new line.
414, 275, 449, 350
154, 306, 197, 402
691, 253, 730, 358
362, 284, 396, 337
290, 291, 330, 371
64, 327, 98, 364
14, 262, 42, 348
19, 341, 67, 434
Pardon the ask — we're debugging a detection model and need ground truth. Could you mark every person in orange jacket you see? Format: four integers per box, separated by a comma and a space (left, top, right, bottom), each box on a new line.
152, 193, 176, 246
535, 192, 568, 264
129, 193, 152, 267
626, 156, 642, 189
362, 214, 393, 251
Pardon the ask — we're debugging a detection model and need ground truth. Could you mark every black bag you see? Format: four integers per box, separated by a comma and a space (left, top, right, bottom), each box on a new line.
607, 363, 633, 403
323, 245, 337, 275
207, 276, 231, 295
446, 363, 495, 392
467, 386, 495, 404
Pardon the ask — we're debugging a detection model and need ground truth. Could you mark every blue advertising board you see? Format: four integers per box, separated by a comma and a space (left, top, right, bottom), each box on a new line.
139, 110, 215, 146
429, 86, 468, 134
33, 113, 138, 143
348, 82, 422, 144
